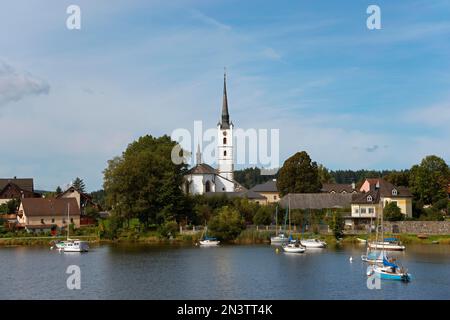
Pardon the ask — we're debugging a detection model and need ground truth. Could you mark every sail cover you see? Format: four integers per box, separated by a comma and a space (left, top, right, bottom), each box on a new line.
383, 256, 398, 268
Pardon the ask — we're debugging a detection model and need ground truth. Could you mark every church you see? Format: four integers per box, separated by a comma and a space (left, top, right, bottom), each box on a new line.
183, 73, 244, 195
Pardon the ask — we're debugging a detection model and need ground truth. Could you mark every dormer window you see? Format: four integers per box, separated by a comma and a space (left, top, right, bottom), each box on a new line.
367, 195, 373, 202
392, 189, 397, 196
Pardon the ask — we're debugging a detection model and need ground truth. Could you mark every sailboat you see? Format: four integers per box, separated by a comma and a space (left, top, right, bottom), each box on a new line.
270, 205, 288, 244
51, 203, 89, 252
366, 206, 411, 281
282, 195, 305, 253
198, 224, 220, 246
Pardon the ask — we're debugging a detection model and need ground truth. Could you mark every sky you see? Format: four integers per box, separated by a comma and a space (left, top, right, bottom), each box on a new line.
0, 0, 449, 191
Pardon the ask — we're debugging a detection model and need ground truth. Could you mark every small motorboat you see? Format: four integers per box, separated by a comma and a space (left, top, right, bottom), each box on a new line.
300, 238, 327, 248
63, 240, 89, 253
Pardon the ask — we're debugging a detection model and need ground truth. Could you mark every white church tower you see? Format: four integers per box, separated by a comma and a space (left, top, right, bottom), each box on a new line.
217, 72, 234, 181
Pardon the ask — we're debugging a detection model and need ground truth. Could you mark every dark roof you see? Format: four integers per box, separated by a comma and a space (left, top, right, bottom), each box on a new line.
21, 198, 80, 217
205, 190, 266, 200
351, 190, 380, 204
321, 183, 356, 194
364, 178, 412, 198
280, 193, 353, 209
219, 72, 231, 129
0, 178, 34, 192
250, 180, 278, 193
186, 163, 217, 175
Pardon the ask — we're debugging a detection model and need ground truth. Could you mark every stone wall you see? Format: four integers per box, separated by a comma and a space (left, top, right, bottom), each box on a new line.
383, 221, 450, 235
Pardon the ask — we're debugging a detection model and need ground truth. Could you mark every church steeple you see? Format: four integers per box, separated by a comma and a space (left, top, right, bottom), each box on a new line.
220, 70, 230, 129
196, 143, 202, 165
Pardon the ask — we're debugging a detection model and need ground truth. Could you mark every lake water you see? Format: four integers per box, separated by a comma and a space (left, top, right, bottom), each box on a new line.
0, 243, 449, 299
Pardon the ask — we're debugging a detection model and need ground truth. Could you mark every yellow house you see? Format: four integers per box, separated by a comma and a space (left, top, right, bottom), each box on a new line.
250, 179, 280, 204
17, 197, 81, 232
359, 178, 413, 217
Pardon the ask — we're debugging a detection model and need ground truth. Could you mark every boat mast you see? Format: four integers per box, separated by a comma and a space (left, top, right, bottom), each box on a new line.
275, 205, 278, 236
288, 194, 291, 235
67, 202, 70, 240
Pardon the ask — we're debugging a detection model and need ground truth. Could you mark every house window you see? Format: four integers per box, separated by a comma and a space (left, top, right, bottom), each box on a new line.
63, 219, 66, 224
361, 208, 367, 214
368, 208, 374, 214
41, 219, 44, 224
353, 208, 359, 214
51, 218, 55, 223
70, 218, 74, 223
274, 195, 277, 200
223, 137, 227, 145
205, 181, 211, 193
367, 195, 372, 202
392, 189, 398, 196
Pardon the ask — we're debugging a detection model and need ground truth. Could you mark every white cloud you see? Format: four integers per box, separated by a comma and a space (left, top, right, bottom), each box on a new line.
0, 59, 49, 106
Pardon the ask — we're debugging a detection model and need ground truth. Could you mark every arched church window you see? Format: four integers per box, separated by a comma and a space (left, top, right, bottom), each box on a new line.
223, 137, 227, 145
224, 150, 227, 156
205, 181, 211, 193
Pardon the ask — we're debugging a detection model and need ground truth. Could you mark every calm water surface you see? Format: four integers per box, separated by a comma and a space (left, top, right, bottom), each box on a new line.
0, 243, 449, 299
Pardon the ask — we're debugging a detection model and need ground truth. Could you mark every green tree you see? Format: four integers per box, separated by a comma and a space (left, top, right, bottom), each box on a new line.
328, 211, 344, 239
383, 170, 410, 187
209, 206, 245, 241
277, 151, 322, 196
318, 164, 334, 184
72, 177, 86, 193
0, 199, 20, 214
103, 135, 187, 228
409, 155, 450, 205
56, 186, 62, 194
253, 205, 273, 226
383, 202, 404, 221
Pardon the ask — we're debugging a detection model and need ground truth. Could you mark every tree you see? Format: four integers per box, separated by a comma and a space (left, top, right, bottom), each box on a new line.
253, 205, 273, 226
318, 164, 334, 184
383, 202, 404, 221
209, 206, 245, 241
0, 199, 20, 214
72, 177, 86, 193
56, 186, 62, 194
277, 151, 322, 196
328, 211, 344, 239
409, 155, 449, 205
103, 135, 187, 228
383, 170, 410, 187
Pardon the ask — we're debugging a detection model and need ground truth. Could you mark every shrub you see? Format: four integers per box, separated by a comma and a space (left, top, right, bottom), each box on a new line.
384, 202, 404, 221
209, 206, 245, 241
158, 220, 179, 238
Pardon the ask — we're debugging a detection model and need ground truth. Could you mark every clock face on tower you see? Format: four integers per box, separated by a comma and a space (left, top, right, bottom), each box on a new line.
223, 131, 227, 136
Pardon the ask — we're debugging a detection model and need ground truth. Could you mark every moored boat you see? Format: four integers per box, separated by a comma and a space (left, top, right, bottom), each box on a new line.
63, 240, 89, 252
368, 239, 405, 251
282, 241, 305, 253
366, 256, 411, 282
300, 238, 327, 248
199, 237, 220, 246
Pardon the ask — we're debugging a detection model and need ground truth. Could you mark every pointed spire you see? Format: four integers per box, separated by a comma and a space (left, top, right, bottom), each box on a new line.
220, 68, 230, 129
196, 143, 202, 165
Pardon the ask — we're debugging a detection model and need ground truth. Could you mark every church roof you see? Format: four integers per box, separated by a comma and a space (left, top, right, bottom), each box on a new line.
186, 163, 217, 175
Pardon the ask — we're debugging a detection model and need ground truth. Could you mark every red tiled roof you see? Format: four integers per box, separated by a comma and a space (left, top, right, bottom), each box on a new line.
21, 198, 80, 217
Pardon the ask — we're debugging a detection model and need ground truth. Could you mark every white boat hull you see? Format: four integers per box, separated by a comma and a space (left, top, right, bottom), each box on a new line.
199, 240, 220, 246
282, 244, 305, 253
368, 242, 405, 251
63, 241, 89, 252
300, 239, 327, 248
270, 236, 288, 244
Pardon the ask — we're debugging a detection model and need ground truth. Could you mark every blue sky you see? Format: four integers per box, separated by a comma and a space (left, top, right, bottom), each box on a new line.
0, 0, 449, 191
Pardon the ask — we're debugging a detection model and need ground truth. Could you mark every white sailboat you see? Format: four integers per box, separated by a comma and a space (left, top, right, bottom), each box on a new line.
366, 207, 411, 281
299, 238, 327, 248
198, 224, 220, 246
271, 205, 288, 244
282, 195, 305, 254
51, 203, 89, 252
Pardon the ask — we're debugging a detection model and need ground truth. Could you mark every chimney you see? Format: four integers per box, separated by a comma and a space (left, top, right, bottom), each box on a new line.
375, 181, 380, 189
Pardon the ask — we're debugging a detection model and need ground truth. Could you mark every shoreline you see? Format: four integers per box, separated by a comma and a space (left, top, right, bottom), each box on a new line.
1, 233, 450, 247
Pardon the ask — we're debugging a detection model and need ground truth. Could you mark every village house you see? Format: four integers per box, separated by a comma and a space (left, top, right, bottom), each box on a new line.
56, 186, 101, 225
0, 178, 40, 205
346, 178, 413, 229
250, 179, 280, 203
17, 198, 80, 233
